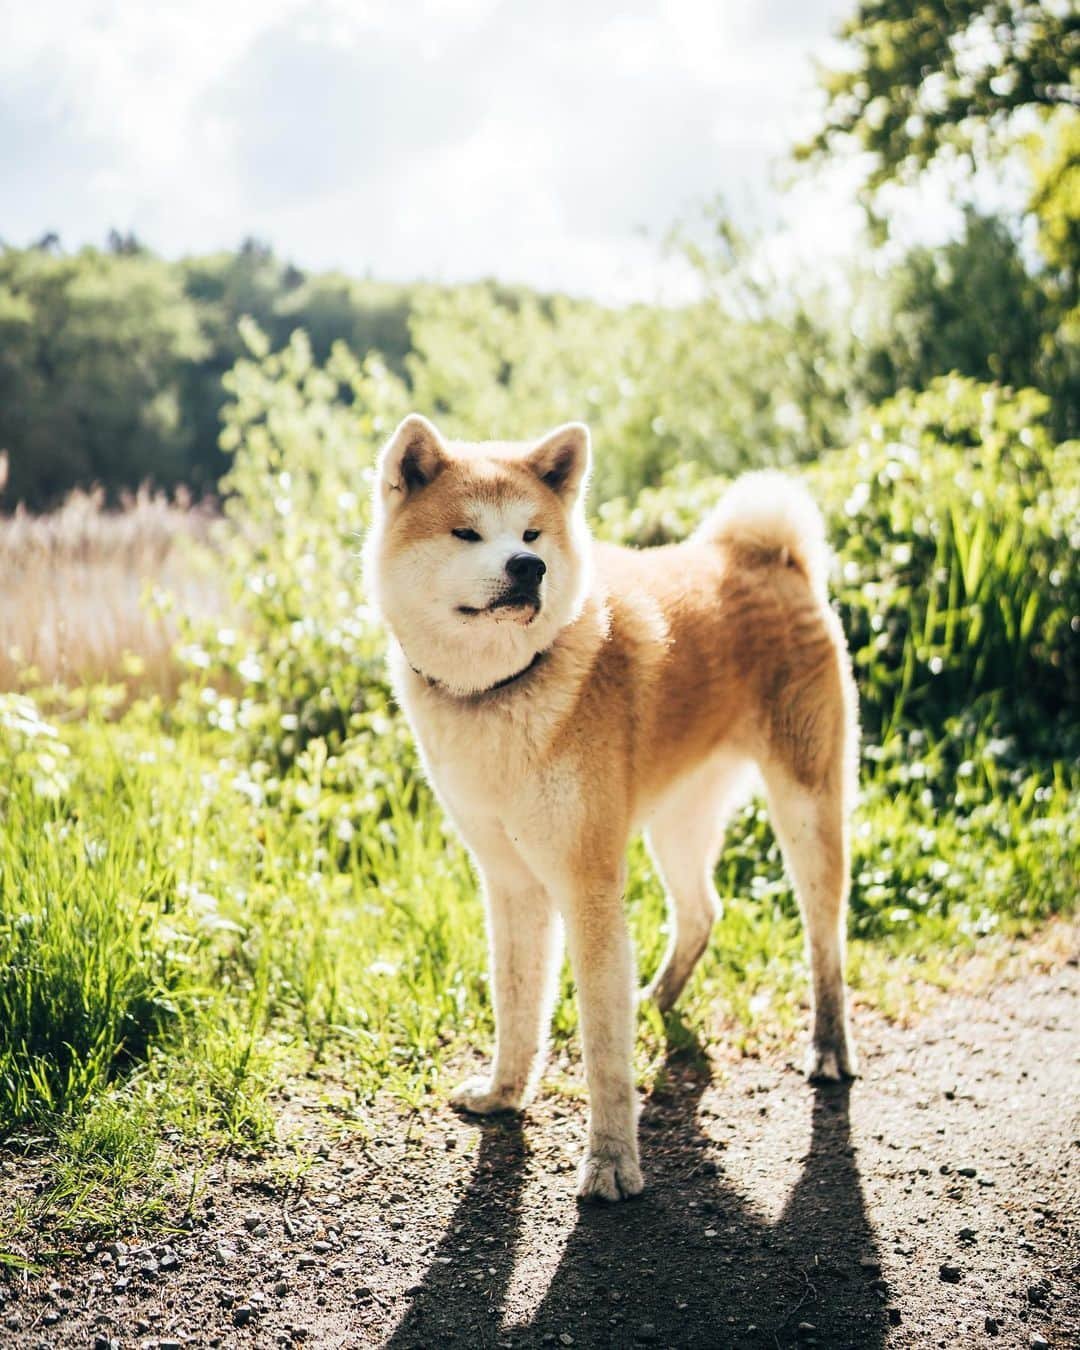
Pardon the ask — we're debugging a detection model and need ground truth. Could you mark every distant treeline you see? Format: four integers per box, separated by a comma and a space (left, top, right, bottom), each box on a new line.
0, 213, 1077, 511
0, 235, 487, 510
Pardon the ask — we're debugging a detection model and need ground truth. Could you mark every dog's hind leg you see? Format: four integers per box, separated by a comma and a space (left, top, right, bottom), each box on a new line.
451, 821, 562, 1114
758, 754, 857, 1082
643, 754, 753, 1013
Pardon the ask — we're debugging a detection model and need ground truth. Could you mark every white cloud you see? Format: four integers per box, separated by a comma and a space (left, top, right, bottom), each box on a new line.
2, 0, 963, 299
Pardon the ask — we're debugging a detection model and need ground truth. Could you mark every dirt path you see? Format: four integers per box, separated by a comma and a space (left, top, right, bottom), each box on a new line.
4, 937, 1078, 1349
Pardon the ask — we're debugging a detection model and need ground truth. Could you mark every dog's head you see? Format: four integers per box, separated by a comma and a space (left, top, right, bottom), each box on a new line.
366, 414, 593, 695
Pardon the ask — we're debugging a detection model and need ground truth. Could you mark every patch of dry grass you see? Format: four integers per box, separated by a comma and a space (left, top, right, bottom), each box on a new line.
0, 479, 224, 696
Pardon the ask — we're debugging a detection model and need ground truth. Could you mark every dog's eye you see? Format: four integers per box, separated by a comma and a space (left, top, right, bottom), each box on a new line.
523, 529, 541, 543
451, 527, 482, 542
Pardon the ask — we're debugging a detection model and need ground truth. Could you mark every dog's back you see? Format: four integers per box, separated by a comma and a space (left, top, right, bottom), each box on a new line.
588, 473, 855, 819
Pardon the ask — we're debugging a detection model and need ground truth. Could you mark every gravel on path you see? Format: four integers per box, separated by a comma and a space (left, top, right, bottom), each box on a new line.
3, 931, 1077, 1349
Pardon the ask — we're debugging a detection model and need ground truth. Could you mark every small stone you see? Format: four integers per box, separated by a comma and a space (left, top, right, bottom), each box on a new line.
233, 1305, 253, 1327
957, 1166, 977, 1178
939, 1264, 962, 1283
298, 1256, 319, 1269
243, 1213, 261, 1231
159, 1247, 180, 1271
859, 1256, 882, 1274
559, 1335, 574, 1347
886, 1306, 901, 1325
313, 1241, 332, 1253
958, 1228, 977, 1242
274, 1281, 289, 1297
1030, 1336, 1049, 1349
158, 1340, 183, 1349
635, 1326, 658, 1344
1026, 1286, 1047, 1307
985, 1316, 999, 1336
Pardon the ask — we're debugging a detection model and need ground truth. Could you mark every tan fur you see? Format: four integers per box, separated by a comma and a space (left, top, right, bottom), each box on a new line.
367, 415, 859, 1202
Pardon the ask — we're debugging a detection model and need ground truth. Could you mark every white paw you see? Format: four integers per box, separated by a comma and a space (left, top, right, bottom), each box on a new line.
449, 1075, 524, 1115
806, 1039, 858, 1081
576, 1140, 644, 1202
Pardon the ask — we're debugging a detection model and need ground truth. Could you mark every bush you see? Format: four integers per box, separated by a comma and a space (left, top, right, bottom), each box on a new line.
179, 324, 412, 776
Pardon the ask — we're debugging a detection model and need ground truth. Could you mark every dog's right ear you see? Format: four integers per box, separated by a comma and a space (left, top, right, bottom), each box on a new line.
377, 414, 449, 504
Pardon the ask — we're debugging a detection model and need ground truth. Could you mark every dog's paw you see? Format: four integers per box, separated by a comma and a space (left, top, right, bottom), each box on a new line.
449, 1075, 524, 1115
639, 976, 678, 1015
576, 1140, 644, 1202
805, 1038, 858, 1082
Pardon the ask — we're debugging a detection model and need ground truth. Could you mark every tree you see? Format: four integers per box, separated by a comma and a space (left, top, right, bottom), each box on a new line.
857, 210, 1050, 393
801, 1, 1080, 436
800, 1, 1079, 201
0, 248, 207, 508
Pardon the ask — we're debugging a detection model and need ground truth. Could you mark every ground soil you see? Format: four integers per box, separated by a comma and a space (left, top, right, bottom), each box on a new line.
3, 932, 1078, 1350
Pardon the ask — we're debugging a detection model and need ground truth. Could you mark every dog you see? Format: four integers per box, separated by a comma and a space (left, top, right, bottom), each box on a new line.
366, 414, 858, 1201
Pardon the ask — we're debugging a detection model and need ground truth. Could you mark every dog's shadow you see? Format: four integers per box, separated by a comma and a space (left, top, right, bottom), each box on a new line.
386, 1038, 884, 1349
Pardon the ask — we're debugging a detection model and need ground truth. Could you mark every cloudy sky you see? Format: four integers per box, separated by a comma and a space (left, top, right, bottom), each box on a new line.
2, 0, 974, 300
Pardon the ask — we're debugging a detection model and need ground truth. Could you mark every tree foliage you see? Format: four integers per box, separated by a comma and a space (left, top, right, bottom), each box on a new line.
853, 208, 1078, 434
0, 248, 207, 509
0, 239, 428, 510
801, 0, 1080, 195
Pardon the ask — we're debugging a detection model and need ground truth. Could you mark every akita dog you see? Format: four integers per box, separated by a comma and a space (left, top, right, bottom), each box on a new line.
367, 414, 858, 1201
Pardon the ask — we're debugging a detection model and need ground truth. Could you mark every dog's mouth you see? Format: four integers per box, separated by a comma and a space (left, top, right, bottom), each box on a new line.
458, 589, 542, 620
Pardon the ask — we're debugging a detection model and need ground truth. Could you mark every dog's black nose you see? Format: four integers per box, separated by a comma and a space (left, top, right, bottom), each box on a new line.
505, 552, 546, 585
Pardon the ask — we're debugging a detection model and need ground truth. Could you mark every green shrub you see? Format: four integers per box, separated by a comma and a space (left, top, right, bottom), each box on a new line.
820, 378, 1079, 745
180, 324, 410, 771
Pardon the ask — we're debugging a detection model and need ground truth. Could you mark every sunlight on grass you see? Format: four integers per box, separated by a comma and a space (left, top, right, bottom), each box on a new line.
1, 371, 1076, 1262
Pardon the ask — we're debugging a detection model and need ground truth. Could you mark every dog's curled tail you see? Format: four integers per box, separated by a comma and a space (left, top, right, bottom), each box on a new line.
696, 471, 830, 599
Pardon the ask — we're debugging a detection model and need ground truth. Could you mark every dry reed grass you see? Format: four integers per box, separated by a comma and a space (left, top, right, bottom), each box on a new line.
0, 468, 225, 697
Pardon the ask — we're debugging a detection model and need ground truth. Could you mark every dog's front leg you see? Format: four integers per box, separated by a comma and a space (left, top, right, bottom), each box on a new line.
451, 824, 562, 1114
562, 870, 643, 1202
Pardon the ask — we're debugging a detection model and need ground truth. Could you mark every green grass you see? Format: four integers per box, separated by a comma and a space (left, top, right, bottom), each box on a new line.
1, 374, 1077, 1265
1, 685, 1076, 1265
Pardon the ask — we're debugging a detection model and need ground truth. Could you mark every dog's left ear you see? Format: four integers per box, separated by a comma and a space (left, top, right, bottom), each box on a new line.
525, 423, 591, 502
